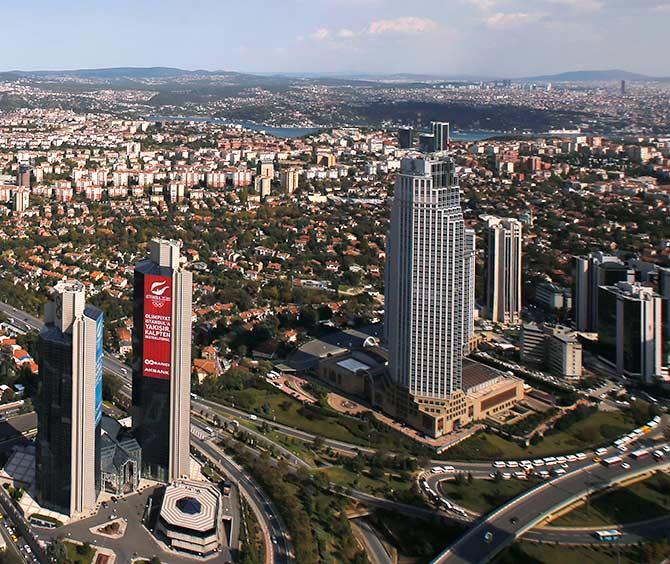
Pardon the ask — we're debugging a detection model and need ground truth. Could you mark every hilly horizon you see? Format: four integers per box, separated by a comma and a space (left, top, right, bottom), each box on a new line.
0, 66, 668, 83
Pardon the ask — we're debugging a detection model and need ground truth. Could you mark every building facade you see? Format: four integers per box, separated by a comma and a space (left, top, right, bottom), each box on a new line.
36, 281, 103, 516
132, 239, 192, 483
573, 252, 634, 332
463, 228, 477, 353
431, 121, 450, 152
598, 282, 665, 383
385, 154, 465, 399
484, 216, 522, 325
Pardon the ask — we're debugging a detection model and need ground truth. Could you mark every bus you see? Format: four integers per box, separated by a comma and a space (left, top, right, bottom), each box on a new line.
602, 455, 622, 466
594, 529, 622, 542
631, 448, 650, 460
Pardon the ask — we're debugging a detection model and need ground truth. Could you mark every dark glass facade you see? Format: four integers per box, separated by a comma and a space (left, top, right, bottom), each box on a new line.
132, 261, 173, 482
36, 310, 102, 514
597, 287, 618, 366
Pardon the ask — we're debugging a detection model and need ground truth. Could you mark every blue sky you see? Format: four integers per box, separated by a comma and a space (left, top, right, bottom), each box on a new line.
1, 0, 668, 76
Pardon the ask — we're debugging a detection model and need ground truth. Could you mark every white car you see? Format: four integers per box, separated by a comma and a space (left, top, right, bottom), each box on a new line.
595, 448, 608, 456
621, 462, 631, 470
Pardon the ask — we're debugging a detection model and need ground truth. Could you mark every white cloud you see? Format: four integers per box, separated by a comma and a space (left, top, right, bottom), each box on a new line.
462, 0, 497, 11
485, 12, 545, 30
548, 0, 604, 13
367, 16, 439, 35
310, 28, 330, 41
337, 28, 357, 38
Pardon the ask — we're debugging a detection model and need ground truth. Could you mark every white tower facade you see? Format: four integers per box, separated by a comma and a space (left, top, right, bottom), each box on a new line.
385, 154, 465, 398
484, 216, 523, 325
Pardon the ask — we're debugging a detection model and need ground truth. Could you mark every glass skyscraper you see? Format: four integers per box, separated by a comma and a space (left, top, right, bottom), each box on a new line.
36, 281, 102, 516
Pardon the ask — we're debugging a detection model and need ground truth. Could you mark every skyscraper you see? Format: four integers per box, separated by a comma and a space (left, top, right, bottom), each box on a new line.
418, 133, 436, 154
484, 216, 522, 325
385, 154, 465, 397
431, 121, 450, 152
132, 239, 192, 483
573, 252, 634, 332
398, 127, 414, 149
463, 228, 476, 353
598, 282, 665, 383
36, 281, 103, 516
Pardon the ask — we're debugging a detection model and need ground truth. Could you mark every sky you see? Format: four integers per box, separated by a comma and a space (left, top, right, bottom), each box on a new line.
1, 0, 668, 77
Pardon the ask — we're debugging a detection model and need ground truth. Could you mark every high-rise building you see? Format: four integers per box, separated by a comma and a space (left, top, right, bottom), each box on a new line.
12, 188, 29, 213
484, 216, 522, 325
36, 281, 103, 516
132, 239, 192, 482
398, 127, 414, 149
418, 133, 436, 154
573, 252, 634, 332
621, 79, 626, 95
463, 228, 476, 353
17, 164, 31, 188
598, 282, 666, 383
280, 168, 300, 195
385, 154, 465, 397
431, 121, 450, 152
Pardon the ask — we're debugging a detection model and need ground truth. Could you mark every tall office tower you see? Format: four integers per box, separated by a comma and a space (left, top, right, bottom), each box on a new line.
385, 154, 465, 397
36, 281, 103, 516
621, 80, 626, 95
431, 121, 450, 152
484, 216, 523, 324
398, 127, 414, 149
598, 282, 666, 383
418, 133, 436, 154
132, 239, 192, 482
463, 228, 476, 353
12, 188, 29, 213
17, 164, 31, 188
280, 168, 300, 195
659, 267, 670, 366
573, 252, 634, 332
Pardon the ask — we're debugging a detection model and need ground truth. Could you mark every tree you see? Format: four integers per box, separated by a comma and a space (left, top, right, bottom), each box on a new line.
47, 540, 67, 564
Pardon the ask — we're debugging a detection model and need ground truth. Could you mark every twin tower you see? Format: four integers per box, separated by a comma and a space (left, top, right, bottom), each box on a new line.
35, 239, 192, 517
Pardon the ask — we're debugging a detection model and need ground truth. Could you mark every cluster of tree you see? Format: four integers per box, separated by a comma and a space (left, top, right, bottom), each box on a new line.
227, 445, 367, 564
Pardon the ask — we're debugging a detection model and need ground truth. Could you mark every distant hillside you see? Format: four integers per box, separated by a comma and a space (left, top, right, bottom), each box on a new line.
519, 69, 667, 82
9, 66, 202, 79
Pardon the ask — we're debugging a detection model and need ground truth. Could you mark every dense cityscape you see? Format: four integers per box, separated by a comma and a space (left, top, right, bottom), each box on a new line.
0, 3, 668, 564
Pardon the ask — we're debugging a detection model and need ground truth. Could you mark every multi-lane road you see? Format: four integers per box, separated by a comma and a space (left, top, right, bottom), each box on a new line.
3, 299, 670, 564
191, 434, 294, 564
432, 456, 670, 564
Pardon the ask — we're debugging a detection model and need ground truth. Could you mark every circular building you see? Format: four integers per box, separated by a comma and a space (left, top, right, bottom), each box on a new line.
156, 480, 223, 557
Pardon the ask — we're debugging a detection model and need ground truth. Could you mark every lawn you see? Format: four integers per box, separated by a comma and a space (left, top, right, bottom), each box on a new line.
438, 477, 538, 514
63, 541, 95, 564
207, 387, 431, 455
321, 466, 412, 497
445, 410, 636, 461
551, 471, 670, 527
494, 540, 670, 564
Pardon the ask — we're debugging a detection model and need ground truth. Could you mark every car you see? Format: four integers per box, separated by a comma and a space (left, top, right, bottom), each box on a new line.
484, 531, 494, 543
576, 452, 587, 460
595, 448, 608, 456
621, 462, 631, 469
493, 461, 506, 469
532, 459, 544, 467
489, 473, 497, 479
510, 517, 518, 525
272, 536, 278, 544
502, 473, 512, 480
653, 450, 664, 460
662, 445, 670, 453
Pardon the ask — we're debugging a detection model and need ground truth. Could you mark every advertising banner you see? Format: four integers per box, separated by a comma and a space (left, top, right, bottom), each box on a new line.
143, 274, 173, 380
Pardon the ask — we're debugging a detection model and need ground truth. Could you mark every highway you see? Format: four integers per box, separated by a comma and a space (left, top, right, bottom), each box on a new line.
4, 299, 670, 562
192, 437, 294, 564
432, 456, 670, 564
353, 518, 392, 564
